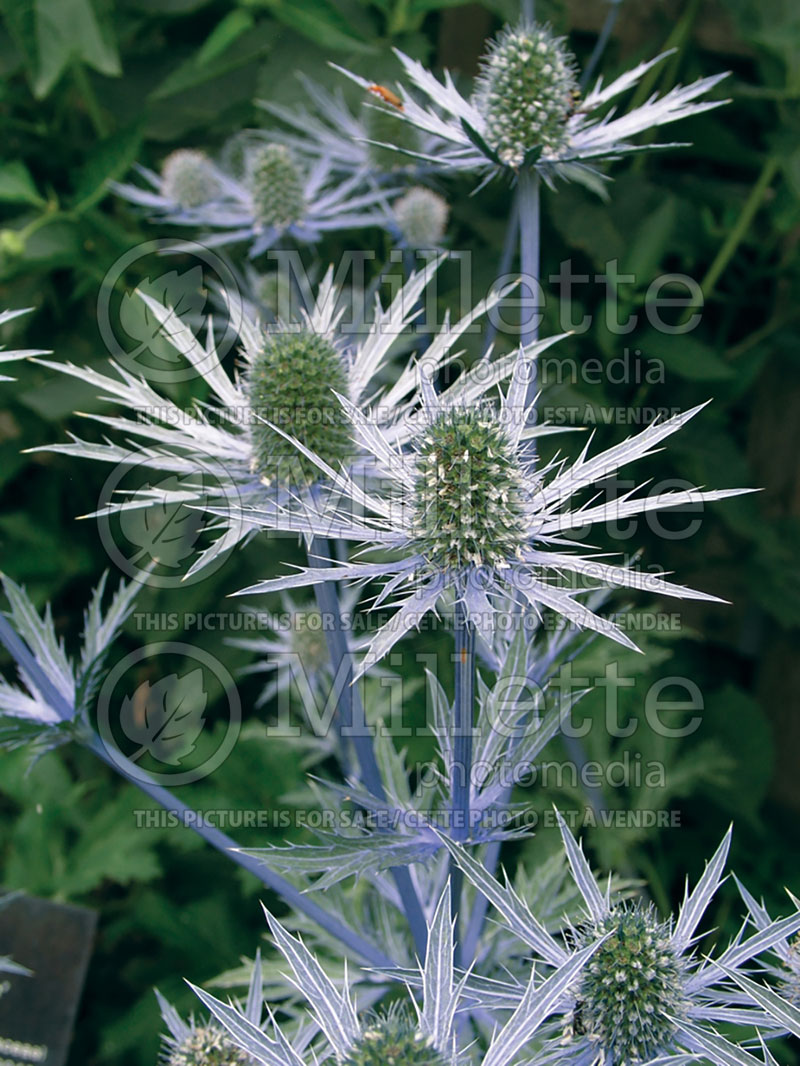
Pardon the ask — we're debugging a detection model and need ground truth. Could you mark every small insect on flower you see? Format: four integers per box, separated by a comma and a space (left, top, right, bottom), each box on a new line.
337, 19, 730, 190
564, 87, 586, 120
368, 84, 404, 110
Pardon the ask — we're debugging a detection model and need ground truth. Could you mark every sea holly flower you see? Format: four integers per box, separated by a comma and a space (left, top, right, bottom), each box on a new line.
444, 818, 800, 1066
0, 308, 49, 381
160, 150, 224, 209
234, 347, 751, 678
735, 879, 800, 1012
335, 21, 728, 191
30, 257, 524, 575
186, 887, 604, 1066
111, 150, 235, 222
157, 952, 265, 1065
229, 593, 341, 711
393, 187, 450, 250
114, 141, 398, 258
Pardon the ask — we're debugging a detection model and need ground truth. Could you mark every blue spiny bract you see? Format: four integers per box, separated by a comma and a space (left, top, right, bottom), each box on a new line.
363, 97, 421, 171
247, 330, 351, 487
412, 406, 528, 573
473, 23, 579, 167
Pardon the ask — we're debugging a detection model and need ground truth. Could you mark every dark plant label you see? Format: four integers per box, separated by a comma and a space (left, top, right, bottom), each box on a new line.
0, 894, 96, 1066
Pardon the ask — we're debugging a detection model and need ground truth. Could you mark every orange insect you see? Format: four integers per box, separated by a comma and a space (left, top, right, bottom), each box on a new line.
367, 84, 404, 111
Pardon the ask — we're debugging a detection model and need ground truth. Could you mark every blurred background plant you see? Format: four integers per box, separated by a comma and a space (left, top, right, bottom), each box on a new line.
1, 0, 799, 1061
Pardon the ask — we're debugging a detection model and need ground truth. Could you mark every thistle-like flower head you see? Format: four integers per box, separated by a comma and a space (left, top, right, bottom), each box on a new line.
246, 144, 307, 230
247, 328, 351, 487
188, 888, 604, 1066
157, 956, 264, 1066
393, 187, 449, 249
113, 137, 397, 256
34, 257, 516, 577
336, 21, 729, 191
448, 816, 800, 1066
166, 1024, 253, 1066
234, 345, 750, 678
411, 404, 527, 571
161, 149, 223, 209
570, 903, 688, 1065
473, 23, 579, 168
344, 1006, 448, 1066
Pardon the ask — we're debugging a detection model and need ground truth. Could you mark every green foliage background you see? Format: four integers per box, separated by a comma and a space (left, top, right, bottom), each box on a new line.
1, 0, 799, 1061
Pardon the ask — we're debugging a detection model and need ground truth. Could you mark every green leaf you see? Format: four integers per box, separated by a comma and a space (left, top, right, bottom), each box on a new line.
625, 196, 678, 285
0, 160, 44, 206
196, 10, 255, 65
460, 118, 501, 165
0, 0, 121, 98
0, 0, 38, 79
701, 685, 773, 818
149, 19, 273, 100
522, 145, 543, 169
639, 330, 735, 382
243, 0, 375, 53
71, 121, 144, 210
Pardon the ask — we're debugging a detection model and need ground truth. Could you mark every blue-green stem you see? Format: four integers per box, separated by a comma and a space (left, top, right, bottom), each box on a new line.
309, 534, 429, 959
580, 1, 623, 90
484, 193, 520, 352
0, 618, 394, 969
518, 166, 541, 453
518, 166, 541, 353
450, 599, 476, 965
87, 738, 394, 967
